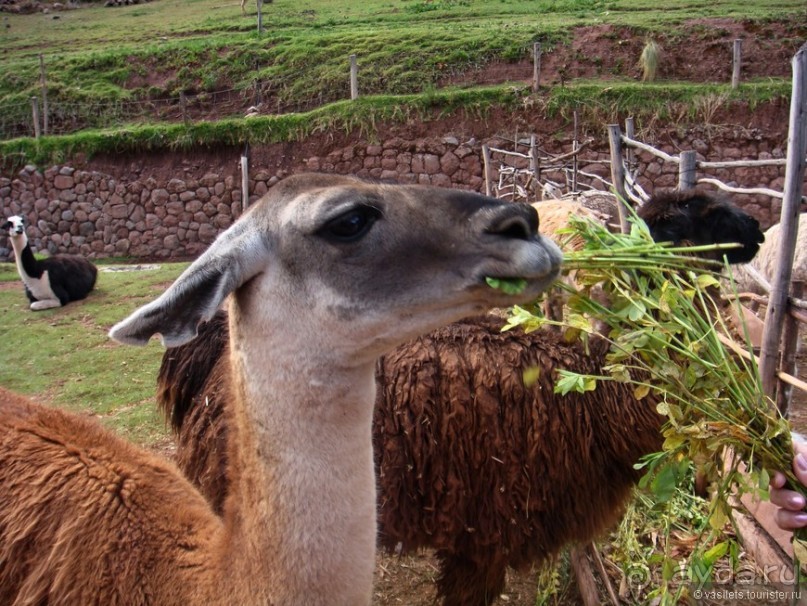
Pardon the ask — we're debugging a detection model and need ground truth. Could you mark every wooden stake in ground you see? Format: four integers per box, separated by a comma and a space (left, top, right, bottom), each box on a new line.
607, 124, 630, 234
760, 43, 807, 400
39, 54, 48, 136
731, 38, 742, 89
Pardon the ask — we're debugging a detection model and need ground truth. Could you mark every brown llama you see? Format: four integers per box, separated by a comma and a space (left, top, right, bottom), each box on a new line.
0, 173, 562, 605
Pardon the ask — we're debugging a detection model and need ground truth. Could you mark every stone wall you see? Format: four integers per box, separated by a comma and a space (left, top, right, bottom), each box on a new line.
1, 166, 243, 259
0, 131, 796, 261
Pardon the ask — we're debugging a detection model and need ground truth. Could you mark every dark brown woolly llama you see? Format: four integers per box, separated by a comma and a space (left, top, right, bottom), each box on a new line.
158, 313, 663, 606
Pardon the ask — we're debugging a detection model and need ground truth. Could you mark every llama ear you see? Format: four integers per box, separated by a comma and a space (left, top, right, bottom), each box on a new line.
110, 222, 270, 347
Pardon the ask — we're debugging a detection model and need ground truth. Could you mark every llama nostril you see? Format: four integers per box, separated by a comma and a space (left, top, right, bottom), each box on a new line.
499, 218, 531, 240
486, 205, 538, 241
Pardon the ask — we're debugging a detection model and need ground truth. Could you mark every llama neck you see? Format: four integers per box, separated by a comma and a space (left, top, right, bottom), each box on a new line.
9, 235, 41, 280
217, 306, 378, 605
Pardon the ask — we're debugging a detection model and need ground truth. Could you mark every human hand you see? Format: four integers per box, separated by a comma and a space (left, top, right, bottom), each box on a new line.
770, 434, 807, 530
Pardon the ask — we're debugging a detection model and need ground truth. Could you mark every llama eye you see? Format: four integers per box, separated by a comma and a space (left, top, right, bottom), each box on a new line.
319, 206, 381, 243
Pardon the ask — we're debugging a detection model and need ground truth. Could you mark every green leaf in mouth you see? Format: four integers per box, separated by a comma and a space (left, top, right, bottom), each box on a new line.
485, 277, 528, 295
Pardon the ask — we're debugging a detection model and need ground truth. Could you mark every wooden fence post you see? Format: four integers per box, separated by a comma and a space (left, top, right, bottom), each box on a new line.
529, 134, 537, 201
777, 281, 804, 414
731, 39, 742, 89
39, 53, 48, 136
624, 116, 635, 171
180, 92, 189, 124
349, 54, 358, 100
572, 109, 579, 193
760, 43, 807, 399
607, 124, 629, 233
30, 96, 40, 139
257, 0, 264, 34
253, 79, 263, 106
678, 150, 697, 190
482, 144, 492, 197
241, 143, 250, 209
532, 42, 541, 92
510, 130, 519, 200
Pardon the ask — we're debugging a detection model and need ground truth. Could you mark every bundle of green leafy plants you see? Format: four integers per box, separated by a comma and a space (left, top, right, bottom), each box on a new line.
501, 214, 804, 601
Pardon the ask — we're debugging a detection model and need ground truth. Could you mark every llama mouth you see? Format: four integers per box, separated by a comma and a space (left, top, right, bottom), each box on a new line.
483, 261, 562, 296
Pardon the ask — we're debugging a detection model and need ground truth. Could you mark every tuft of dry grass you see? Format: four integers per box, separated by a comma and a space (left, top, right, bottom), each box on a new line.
640, 39, 661, 82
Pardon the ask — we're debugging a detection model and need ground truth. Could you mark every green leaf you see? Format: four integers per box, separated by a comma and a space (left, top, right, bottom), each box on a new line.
729, 540, 740, 569
554, 370, 597, 395
662, 556, 676, 582
562, 326, 582, 343
758, 468, 770, 489
708, 502, 729, 531
485, 276, 528, 295
689, 556, 712, 587
634, 384, 651, 399
659, 360, 682, 380
696, 274, 720, 289
522, 366, 540, 387
650, 463, 678, 503
501, 305, 547, 333
703, 541, 728, 566
792, 538, 807, 564
626, 302, 646, 322
662, 434, 685, 450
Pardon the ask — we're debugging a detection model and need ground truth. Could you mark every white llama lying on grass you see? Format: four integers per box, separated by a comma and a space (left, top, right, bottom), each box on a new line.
2, 215, 97, 310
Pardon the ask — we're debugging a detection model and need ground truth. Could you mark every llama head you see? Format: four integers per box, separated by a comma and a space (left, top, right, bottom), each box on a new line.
637, 190, 764, 264
111, 174, 562, 360
2, 215, 26, 238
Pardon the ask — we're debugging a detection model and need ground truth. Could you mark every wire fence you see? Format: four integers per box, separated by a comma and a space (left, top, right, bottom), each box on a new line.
0, 36, 766, 142
0, 80, 337, 140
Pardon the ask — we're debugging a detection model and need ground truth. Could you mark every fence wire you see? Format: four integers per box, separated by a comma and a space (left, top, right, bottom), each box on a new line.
0, 85, 270, 140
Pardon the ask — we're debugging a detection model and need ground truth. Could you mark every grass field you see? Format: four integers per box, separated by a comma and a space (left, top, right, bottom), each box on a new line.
0, 260, 188, 446
1, 0, 804, 114
0, 0, 803, 166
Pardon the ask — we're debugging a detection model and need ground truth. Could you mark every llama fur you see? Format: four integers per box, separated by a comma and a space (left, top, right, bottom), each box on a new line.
158, 312, 662, 606
154, 189, 763, 605
0, 173, 563, 605
636, 189, 763, 265
532, 198, 609, 252
0, 387, 220, 605
2, 215, 97, 310
530, 198, 612, 322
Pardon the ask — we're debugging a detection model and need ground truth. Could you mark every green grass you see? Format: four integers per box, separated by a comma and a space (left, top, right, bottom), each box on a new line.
0, 78, 792, 168
0, 0, 803, 136
0, 260, 189, 447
